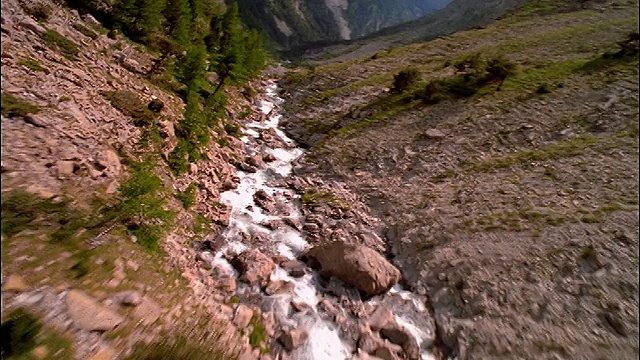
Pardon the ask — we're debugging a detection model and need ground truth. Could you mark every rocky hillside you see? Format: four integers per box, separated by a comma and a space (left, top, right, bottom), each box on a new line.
236, 0, 451, 50
280, 0, 639, 358
0, 0, 277, 358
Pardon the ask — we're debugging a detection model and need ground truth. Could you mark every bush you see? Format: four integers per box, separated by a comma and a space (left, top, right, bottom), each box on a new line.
18, 58, 50, 74
392, 68, 420, 93
1, 92, 41, 118
147, 98, 165, 112
176, 183, 197, 210
73, 23, 99, 40
23, 3, 52, 22
40, 30, 79, 60
1, 308, 42, 357
536, 83, 553, 94
101, 90, 158, 126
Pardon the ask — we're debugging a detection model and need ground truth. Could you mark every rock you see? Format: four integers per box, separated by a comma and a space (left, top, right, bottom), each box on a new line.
265, 280, 295, 295
82, 14, 102, 27
111, 290, 142, 306
234, 304, 253, 328
368, 307, 397, 331
19, 17, 45, 35
280, 259, 307, 277
31, 345, 48, 359
247, 155, 264, 168
358, 329, 385, 354
604, 311, 627, 336
374, 346, 402, 360
216, 276, 237, 292
130, 297, 162, 325
253, 189, 276, 213
351, 353, 385, 360
3, 275, 30, 292
189, 162, 198, 174
67, 289, 124, 331
233, 249, 276, 287
304, 241, 401, 296
424, 129, 446, 139
263, 153, 277, 162
95, 149, 121, 177
126, 260, 140, 272
56, 160, 75, 177
380, 327, 410, 347
279, 329, 309, 351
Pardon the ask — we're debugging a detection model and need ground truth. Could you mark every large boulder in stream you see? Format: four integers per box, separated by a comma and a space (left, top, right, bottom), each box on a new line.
303, 241, 401, 296
232, 249, 276, 287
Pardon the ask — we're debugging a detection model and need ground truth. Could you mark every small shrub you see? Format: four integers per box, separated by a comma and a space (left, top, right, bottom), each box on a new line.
168, 138, 194, 175
40, 30, 79, 60
536, 83, 553, 94
18, 58, 49, 74
24, 3, 52, 22
1, 308, 42, 357
248, 315, 268, 354
147, 98, 164, 113
1, 92, 41, 118
176, 183, 197, 210
392, 68, 419, 93
194, 214, 211, 234
73, 23, 99, 40
101, 90, 157, 126
58, 95, 72, 102
224, 122, 242, 137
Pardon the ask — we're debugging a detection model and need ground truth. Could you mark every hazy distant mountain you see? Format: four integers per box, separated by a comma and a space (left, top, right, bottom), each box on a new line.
235, 0, 452, 49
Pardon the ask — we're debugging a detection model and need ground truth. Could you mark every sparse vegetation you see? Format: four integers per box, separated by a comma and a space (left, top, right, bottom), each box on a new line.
23, 3, 52, 22
392, 68, 420, 93
125, 335, 228, 360
1, 92, 41, 118
40, 30, 80, 60
73, 23, 99, 40
177, 183, 197, 210
101, 90, 158, 126
301, 188, 351, 210
18, 58, 50, 74
1, 308, 42, 357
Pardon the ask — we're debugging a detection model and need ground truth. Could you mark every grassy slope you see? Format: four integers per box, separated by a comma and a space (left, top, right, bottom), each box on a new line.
284, 0, 639, 358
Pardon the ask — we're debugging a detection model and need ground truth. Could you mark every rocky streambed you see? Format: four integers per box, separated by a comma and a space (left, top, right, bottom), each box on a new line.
195, 80, 438, 360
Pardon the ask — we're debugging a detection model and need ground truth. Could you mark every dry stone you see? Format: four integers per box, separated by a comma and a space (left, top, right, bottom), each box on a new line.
67, 289, 124, 331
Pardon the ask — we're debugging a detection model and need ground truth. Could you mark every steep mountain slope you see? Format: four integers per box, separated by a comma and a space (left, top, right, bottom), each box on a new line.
280, 0, 639, 358
236, 0, 451, 49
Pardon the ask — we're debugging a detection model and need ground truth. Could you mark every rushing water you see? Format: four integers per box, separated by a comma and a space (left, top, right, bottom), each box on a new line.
206, 80, 435, 360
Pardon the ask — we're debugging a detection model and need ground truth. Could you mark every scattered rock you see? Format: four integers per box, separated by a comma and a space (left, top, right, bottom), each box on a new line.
19, 17, 45, 35
56, 160, 75, 177
279, 328, 309, 351
424, 129, 446, 139
31, 345, 48, 359
86, 346, 117, 360
189, 162, 198, 174
130, 296, 162, 325
280, 259, 307, 277
265, 280, 295, 295
233, 249, 276, 287
247, 155, 264, 168
263, 153, 277, 162
3, 275, 30, 292
126, 260, 140, 272
67, 289, 124, 331
111, 290, 142, 306
234, 304, 254, 328
604, 311, 628, 336
304, 241, 401, 296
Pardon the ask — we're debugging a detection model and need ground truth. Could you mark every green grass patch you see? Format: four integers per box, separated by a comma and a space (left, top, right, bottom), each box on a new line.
119, 157, 174, 251
1, 93, 41, 118
72, 23, 99, 40
465, 135, 604, 173
301, 188, 351, 210
248, 315, 269, 355
18, 58, 49, 74
176, 183, 197, 210
101, 90, 158, 126
40, 30, 79, 60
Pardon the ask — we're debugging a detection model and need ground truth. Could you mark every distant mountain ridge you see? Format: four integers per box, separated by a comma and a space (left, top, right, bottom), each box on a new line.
235, 0, 452, 49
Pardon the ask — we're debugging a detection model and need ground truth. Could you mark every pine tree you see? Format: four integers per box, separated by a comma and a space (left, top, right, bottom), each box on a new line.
165, 0, 192, 46
176, 43, 208, 92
